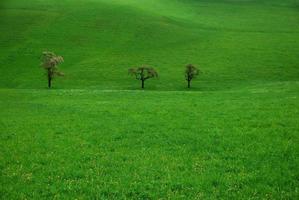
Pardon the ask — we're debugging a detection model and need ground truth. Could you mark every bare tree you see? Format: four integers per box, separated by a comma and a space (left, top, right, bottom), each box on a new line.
40, 51, 64, 88
185, 64, 199, 88
128, 65, 158, 89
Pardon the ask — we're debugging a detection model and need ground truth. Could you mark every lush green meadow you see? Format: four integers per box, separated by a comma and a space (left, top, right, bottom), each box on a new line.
1, 0, 299, 199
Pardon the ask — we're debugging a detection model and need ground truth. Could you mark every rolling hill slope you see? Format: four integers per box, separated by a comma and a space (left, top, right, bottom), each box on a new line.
0, 0, 299, 199
0, 0, 298, 90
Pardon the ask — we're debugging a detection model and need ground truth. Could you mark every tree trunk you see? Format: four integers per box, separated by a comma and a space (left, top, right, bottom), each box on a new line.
48, 70, 52, 88
48, 77, 52, 88
141, 79, 145, 89
187, 80, 191, 88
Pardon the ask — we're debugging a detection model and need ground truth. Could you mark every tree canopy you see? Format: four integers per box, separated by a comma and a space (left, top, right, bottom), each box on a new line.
40, 51, 64, 88
128, 66, 158, 89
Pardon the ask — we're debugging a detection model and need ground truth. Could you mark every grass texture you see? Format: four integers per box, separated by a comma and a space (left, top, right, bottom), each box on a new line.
0, 0, 299, 199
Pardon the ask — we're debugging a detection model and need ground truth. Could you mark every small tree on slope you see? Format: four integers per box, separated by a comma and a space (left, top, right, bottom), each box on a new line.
128, 65, 158, 89
40, 51, 64, 88
185, 64, 199, 88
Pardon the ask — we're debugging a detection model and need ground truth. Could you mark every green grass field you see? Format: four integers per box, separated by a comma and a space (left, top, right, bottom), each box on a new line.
1, 0, 299, 199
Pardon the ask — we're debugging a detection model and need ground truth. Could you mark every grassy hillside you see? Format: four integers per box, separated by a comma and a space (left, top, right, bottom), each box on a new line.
1, 84, 299, 199
0, 0, 298, 89
0, 0, 299, 199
